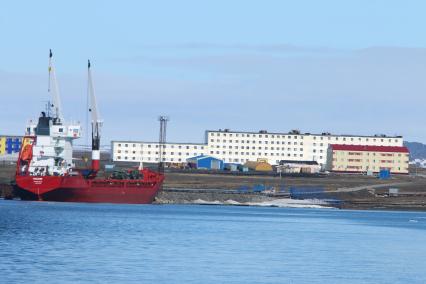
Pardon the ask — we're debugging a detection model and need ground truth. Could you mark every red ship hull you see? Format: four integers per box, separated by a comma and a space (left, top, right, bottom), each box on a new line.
15, 171, 164, 204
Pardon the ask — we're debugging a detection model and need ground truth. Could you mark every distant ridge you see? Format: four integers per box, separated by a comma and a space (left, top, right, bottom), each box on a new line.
404, 141, 426, 161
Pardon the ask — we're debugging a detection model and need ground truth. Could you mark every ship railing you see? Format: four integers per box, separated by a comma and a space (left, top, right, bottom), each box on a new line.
88, 180, 156, 188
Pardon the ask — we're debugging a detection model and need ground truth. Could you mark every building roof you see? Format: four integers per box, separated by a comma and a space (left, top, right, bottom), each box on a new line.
187, 155, 222, 161
111, 140, 206, 146
330, 144, 409, 153
205, 130, 403, 139
279, 160, 319, 165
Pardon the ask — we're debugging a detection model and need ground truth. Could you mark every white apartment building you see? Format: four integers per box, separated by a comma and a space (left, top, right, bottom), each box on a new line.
205, 130, 403, 167
111, 141, 206, 163
112, 129, 404, 168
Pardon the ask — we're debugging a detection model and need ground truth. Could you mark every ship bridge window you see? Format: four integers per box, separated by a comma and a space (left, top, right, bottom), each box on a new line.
59, 128, 63, 133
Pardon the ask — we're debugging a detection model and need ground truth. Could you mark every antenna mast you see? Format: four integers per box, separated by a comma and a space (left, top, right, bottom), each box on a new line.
158, 116, 169, 173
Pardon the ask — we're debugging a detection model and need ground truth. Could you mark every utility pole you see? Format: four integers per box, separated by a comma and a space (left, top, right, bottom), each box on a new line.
158, 116, 169, 173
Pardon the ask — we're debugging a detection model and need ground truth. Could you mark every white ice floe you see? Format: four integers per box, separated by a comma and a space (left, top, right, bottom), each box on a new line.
190, 198, 333, 209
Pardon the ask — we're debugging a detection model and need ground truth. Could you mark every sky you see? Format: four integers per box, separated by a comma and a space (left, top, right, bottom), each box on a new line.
1, 0, 426, 145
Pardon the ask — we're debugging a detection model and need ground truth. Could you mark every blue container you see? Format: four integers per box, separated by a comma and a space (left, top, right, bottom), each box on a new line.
379, 169, 391, 180
289, 187, 326, 199
237, 186, 250, 193
252, 184, 265, 192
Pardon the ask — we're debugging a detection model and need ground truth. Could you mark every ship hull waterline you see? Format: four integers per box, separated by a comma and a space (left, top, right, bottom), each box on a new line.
14, 176, 163, 204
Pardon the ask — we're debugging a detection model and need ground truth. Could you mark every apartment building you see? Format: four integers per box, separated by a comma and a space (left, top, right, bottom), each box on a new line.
111, 141, 206, 163
326, 144, 409, 174
112, 129, 404, 168
205, 130, 403, 167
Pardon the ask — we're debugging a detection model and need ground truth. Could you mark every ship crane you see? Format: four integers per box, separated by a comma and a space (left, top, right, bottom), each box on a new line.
48, 49, 63, 122
87, 60, 103, 172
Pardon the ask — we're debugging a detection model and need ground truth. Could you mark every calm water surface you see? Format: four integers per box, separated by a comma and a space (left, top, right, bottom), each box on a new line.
0, 200, 425, 283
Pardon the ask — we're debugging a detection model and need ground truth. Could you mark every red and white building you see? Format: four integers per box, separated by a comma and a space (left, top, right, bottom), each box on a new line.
326, 145, 410, 174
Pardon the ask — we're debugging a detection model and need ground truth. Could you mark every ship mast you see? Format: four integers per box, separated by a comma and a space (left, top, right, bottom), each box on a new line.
48, 49, 63, 122
87, 60, 102, 172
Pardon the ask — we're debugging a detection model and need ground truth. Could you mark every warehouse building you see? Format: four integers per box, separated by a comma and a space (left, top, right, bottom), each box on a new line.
187, 155, 224, 170
277, 160, 321, 174
244, 161, 273, 172
326, 144, 409, 174
112, 129, 404, 168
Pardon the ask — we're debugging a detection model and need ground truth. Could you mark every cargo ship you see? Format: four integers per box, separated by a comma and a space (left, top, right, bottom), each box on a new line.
13, 51, 164, 203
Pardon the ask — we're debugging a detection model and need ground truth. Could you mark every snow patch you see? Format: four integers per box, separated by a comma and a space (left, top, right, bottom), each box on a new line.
190, 198, 333, 209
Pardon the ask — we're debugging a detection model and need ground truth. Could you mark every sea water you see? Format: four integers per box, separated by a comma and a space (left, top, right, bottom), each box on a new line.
0, 200, 425, 284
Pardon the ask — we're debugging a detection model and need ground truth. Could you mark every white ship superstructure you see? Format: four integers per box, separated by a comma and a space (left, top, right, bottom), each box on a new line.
22, 50, 81, 176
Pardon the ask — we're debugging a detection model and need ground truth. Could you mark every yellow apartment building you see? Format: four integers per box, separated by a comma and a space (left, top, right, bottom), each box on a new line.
327, 145, 409, 174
